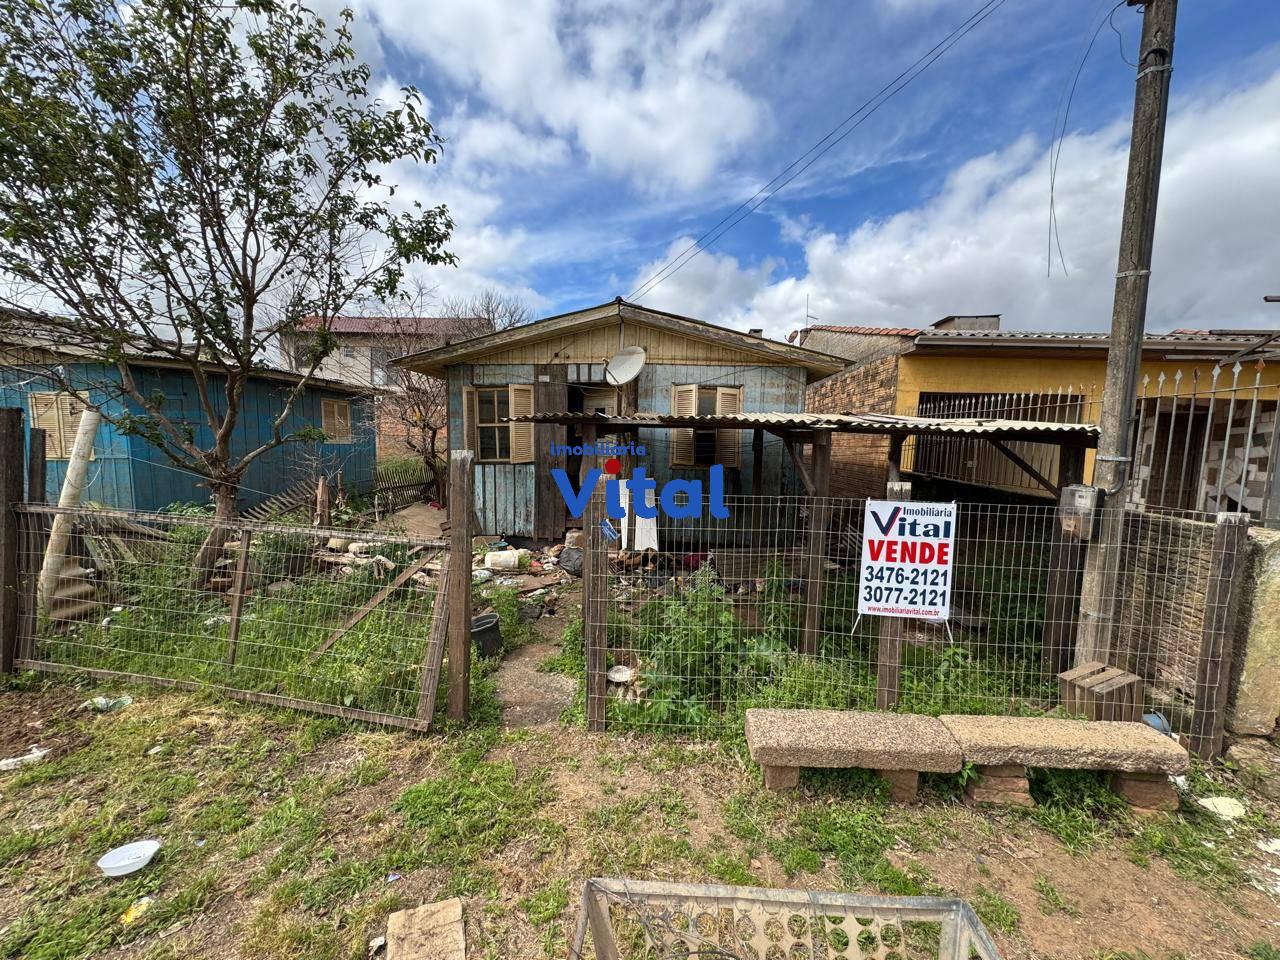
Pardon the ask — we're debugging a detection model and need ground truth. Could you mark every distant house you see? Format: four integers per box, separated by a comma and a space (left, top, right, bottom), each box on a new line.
280, 315, 486, 457
0, 340, 374, 512
395, 298, 844, 540
798, 315, 1280, 523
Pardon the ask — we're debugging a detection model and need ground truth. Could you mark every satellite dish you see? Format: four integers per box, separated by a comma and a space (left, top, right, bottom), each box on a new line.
605, 345, 646, 386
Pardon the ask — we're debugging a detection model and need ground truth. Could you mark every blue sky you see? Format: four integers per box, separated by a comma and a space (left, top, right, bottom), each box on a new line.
338, 0, 1280, 337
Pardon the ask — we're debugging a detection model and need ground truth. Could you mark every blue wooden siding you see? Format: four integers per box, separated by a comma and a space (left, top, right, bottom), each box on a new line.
0, 362, 373, 511
447, 361, 807, 539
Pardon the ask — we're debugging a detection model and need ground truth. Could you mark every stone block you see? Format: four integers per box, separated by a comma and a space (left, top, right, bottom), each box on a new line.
877, 768, 919, 803
1228, 528, 1280, 736
1110, 771, 1178, 812
762, 765, 799, 792
745, 709, 963, 773
386, 898, 465, 960
939, 715, 1189, 774
964, 783, 1035, 808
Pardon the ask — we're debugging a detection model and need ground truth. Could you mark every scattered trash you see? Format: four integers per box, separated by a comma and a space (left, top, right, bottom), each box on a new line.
98, 839, 161, 877
195, 838, 206, 848
607, 665, 634, 684
368, 935, 387, 957
1257, 838, 1280, 855
202, 613, 232, 626
471, 569, 494, 583
564, 529, 584, 550
119, 896, 153, 925
146, 745, 164, 756
558, 547, 583, 577
79, 695, 133, 713
1172, 775, 1189, 791
0, 746, 49, 771
386, 872, 402, 883
1143, 712, 1174, 737
485, 549, 523, 570
1196, 796, 1246, 821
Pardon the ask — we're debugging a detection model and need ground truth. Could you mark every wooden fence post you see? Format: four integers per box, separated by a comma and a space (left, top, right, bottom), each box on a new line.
0, 409, 24, 674
875, 480, 913, 710
800, 432, 832, 657
1188, 511, 1250, 760
580, 424, 608, 732
1040, 484, 1090, 677
447, 451, 474, 722
27, 428, 46, 504
224, 528, 253, 668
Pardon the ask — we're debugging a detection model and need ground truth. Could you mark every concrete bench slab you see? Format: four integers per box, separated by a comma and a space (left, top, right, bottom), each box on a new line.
745, 708, 964, 773
939, 715, 1189, 774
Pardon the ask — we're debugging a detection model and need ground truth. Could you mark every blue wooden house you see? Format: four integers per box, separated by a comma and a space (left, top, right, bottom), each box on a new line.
394, 299, 844, 540
0, 350, 375, 512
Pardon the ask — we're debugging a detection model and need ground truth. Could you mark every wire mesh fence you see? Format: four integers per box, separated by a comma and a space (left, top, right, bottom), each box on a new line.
13, 503, 451, 729
584, 493, 1243, 745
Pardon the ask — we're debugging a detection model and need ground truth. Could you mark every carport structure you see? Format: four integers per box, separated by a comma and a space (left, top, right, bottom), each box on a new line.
514, 409, 1099, 730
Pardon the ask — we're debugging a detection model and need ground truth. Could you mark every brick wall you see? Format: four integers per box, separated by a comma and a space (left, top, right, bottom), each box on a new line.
375, 397, 447, 460
806, 355, 900, 498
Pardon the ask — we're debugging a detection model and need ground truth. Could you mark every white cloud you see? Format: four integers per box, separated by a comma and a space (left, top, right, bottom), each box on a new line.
352, 0, 780, 194
629, 70, 1280, 339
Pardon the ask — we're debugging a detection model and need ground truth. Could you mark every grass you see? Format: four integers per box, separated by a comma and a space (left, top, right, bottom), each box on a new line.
1033, 873, 1079, 917
972, 885, 1021, 935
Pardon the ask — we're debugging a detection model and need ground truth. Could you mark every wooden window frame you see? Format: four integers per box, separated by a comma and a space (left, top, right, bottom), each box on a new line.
463, 384, 535, 464
28, 391, 92, 461
670, 384, 743, 468
321, 398, 354, 444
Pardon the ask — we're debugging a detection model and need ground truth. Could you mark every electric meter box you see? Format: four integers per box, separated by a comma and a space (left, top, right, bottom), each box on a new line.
1058, 484, 1102, 541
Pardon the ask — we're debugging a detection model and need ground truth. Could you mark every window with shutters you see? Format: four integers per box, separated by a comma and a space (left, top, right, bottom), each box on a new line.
28, 392, 90, 460
670, 384, 743, 467
463, 385, 535, 463
321, 399, 353, 443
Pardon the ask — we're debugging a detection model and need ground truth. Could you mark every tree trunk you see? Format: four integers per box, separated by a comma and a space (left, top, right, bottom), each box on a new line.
190, 480, 239, 590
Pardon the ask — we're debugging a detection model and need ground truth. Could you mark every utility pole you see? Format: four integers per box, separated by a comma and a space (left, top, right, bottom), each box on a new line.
1075, 0, 1178, 664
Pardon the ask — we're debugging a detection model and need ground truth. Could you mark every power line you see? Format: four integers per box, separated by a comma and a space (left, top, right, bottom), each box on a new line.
627, 0, 1011, 303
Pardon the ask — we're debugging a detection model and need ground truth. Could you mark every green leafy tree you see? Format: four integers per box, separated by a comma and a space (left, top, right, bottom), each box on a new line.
0, 0, 454, 581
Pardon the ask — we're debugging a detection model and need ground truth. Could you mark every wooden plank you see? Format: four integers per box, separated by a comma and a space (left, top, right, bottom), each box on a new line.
224, 530, 253, 668
876, 480, 913, 709
533, 364, 568, 540
386, 897, 465, 960
1188, 511, 1250, 760
304, 552, 438, 666
416, 555, 450, 723
447, 451, 474, 722
986, 438, 1059, 496
800, 432, 832, 656
580, 424, 608, 731
0, 409, 23, 674
784, 438, 814, 495
27, 428, 47, 504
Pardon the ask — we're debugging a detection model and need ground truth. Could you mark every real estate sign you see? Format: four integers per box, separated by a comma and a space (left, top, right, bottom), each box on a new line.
858, 499, 957, 620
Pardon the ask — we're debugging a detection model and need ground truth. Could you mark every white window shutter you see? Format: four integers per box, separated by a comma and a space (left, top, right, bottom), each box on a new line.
670, 384, 697, 466
715, 386, 742, 467
509, 384, 535, 463
29, 393, 63, 458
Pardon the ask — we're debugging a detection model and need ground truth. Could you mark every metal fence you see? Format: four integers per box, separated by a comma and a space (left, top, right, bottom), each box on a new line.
581, 493, 1246, 752
12, 503, 452, 730
905, 362, 1280, 527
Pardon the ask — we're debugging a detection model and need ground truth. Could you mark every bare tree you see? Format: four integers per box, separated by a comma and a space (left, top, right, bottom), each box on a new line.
0, 0, 454, 583
370, 287, 534, 502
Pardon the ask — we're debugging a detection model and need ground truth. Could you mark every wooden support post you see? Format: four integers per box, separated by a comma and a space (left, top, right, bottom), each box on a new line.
447, 451, 474, 722
1040, 483, 1090, 677
886, 433, 905, 486
0, 409, 23, 674
417, 555, 451, 723
876, 479, 913, 709
27, 429, 46, 504
314, 475, 332, 528
1188, 511, 1250, 760
800, 432, 832, 656
580, 424, 608, 731
224, 528, 253, 668
585, 884, 621, 960
751, 428, 764, 497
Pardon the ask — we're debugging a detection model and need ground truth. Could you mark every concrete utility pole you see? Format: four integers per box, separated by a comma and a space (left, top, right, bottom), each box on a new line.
1076, 0, 1178, 664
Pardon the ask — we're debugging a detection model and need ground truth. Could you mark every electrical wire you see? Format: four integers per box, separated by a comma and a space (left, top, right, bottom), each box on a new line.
627, 0, 1010, 304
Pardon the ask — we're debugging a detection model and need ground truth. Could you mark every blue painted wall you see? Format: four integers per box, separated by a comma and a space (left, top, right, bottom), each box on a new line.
0, 362, 374, 511
448, 361, 807, 539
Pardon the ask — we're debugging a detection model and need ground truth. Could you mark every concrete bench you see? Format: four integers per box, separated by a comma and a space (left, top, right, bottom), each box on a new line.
745, 708, 1190, 812
744, 708, 963, 801
939, 714, 1189, 813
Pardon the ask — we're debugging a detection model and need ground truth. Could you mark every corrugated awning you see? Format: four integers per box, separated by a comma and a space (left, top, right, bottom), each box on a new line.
508, 410, 1098, 445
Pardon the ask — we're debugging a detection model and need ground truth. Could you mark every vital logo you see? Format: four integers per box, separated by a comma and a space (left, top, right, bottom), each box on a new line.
551, 465, 730, 521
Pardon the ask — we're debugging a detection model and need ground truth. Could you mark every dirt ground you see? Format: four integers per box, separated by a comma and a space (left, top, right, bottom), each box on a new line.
2, 631, 1280, 960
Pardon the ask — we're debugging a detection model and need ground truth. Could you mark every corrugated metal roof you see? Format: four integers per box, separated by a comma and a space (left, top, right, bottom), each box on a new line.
914, 329, 1264, 345
511, 410, 1098, 441
297, 315, 481, 336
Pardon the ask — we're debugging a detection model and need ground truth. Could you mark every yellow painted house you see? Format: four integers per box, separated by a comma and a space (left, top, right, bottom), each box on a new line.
797, 316, 1280, 524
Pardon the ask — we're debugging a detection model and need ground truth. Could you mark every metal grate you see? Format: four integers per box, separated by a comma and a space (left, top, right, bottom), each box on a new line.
569, 878, 1002, 959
